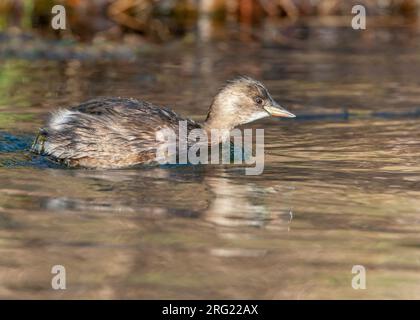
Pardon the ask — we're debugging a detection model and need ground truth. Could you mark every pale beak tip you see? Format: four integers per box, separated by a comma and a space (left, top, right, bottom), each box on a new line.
265, 103, 296, 119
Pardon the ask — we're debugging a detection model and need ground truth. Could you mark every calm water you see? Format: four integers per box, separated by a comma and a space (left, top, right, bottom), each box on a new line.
1, 23, 420, 299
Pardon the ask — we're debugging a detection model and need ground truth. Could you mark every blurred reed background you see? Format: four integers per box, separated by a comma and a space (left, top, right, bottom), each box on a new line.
0, 0, 419, 42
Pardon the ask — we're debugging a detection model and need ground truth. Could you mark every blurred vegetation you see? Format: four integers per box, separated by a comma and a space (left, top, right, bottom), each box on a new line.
0, 0, 419, 41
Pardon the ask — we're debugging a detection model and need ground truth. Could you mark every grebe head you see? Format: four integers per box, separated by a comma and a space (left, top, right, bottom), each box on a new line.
204, 76, 295, 130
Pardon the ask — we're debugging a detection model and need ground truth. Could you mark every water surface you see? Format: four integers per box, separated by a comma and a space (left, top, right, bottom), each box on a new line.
1, 24, 420, 299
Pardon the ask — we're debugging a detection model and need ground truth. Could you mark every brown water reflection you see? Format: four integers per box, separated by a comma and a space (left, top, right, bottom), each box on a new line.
1, 24, 420, 299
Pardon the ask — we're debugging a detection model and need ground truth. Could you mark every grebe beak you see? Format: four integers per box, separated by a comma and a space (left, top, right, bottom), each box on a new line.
264, 101, 295, 118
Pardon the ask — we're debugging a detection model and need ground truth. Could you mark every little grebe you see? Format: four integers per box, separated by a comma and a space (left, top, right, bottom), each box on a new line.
31, 76, 295, 168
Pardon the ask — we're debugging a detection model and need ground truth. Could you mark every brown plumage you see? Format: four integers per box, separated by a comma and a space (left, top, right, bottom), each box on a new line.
31, 77, 295, 168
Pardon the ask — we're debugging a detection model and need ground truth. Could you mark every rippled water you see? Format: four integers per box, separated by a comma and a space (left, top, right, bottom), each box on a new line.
1, 24, 420, 299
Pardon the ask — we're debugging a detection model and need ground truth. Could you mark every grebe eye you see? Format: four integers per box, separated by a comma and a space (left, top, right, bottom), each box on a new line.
255, 97, 263, 105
